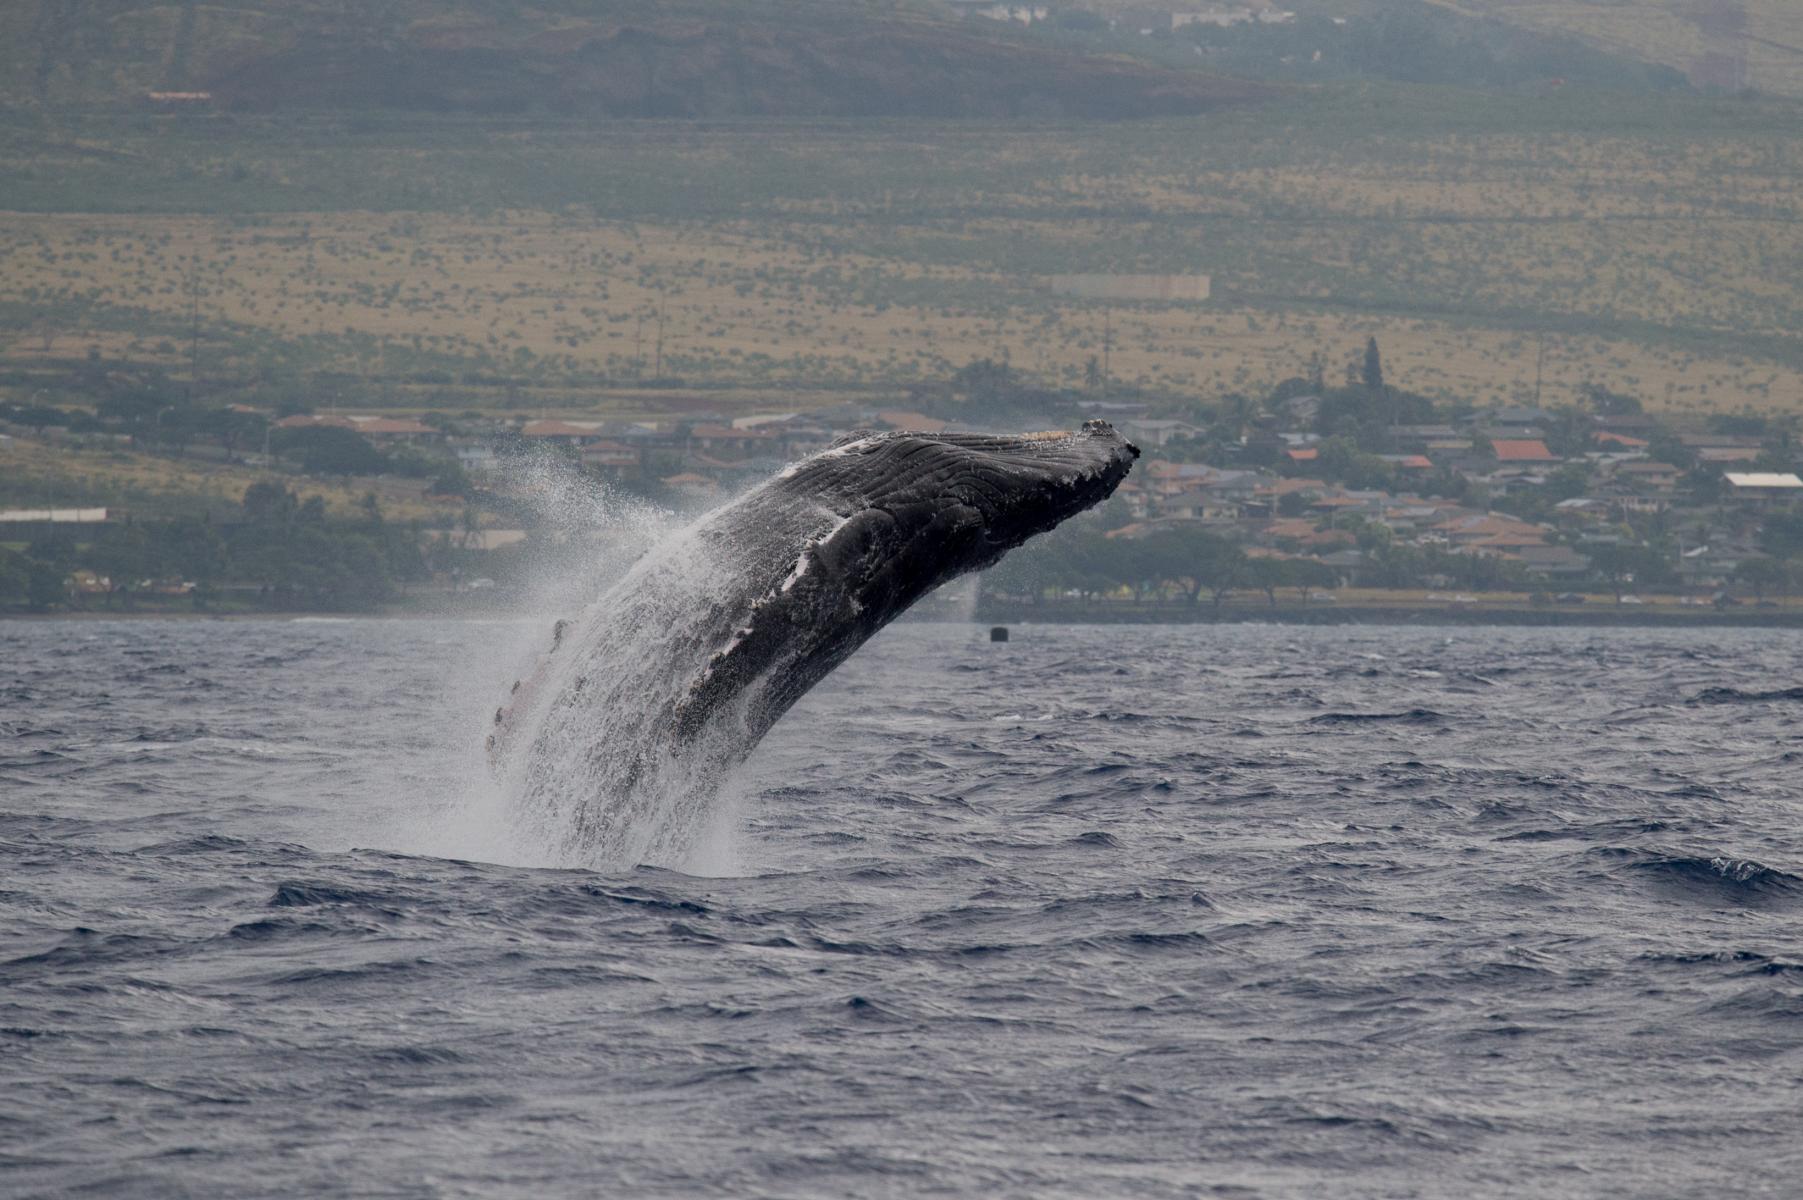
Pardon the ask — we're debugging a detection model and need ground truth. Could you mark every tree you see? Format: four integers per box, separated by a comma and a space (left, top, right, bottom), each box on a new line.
243, 482, 298, 524
1362, 337, 1384, 394
1588, 542, 1671, 604
270, 426, 388, 476
1286, 557, 1339, 602
1242, 556, 1291, 606
1276, 489, 1317, 518
429, 465, 472, 498
85, 524, 162, 608
0, 550, 28, 608
1580, 382, 1641, 416
1734, 557, 1791, 601
1143, 526, 1245, 607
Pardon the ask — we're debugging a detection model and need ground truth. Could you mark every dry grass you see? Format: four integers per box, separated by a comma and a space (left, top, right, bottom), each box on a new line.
2, 207, 1799, 414
3, 105, 1800, 415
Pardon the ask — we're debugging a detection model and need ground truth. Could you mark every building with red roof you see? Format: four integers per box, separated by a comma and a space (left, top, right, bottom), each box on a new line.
1490, 438, 1558, 463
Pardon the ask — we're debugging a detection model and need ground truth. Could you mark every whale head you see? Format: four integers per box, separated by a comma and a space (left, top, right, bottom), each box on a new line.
679, 420, 1139, 739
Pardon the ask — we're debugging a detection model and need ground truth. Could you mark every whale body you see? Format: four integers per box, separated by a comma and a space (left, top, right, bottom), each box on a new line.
492, 420, 1138, 865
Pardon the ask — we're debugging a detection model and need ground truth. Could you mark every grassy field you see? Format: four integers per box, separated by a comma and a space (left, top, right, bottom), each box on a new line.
3, 86, 1801, 414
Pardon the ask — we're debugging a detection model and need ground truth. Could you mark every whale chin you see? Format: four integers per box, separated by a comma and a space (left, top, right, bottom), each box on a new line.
496, 420, 1137, 866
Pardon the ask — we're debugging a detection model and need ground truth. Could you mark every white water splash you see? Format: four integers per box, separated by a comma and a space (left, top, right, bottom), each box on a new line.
388, 449, 761, 876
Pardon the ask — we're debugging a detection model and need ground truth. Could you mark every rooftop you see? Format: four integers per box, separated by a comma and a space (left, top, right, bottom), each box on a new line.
1490, 439, 1557, 463
1725, 472, 1803, 489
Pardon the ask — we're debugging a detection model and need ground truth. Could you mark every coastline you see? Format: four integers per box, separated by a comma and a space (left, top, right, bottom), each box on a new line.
972, 601, 1803, 629
8, 600, 1803, 629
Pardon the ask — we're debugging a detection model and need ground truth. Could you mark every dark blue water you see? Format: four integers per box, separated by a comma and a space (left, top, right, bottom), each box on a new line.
4, 619, 1802, 1197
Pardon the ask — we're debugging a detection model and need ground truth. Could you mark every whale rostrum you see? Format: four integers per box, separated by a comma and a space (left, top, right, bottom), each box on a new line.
492, 420, 1139, 866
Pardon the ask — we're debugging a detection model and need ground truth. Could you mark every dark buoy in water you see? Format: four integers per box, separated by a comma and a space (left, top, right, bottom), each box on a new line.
990, 626, 1010, 643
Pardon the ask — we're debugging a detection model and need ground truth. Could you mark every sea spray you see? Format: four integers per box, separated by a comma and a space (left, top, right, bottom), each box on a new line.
490, 507, 798, 870
386, 447, 753, 872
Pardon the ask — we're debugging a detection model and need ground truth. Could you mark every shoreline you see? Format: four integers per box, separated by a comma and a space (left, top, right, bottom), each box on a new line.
973, 601, 1803, 629
7, 602, 1803, 630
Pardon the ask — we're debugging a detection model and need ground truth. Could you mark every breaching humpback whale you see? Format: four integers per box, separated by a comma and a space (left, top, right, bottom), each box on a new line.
491, 420, 1138, 865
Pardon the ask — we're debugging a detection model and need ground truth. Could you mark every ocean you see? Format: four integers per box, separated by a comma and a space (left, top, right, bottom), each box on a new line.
3, 618, 1801, 1197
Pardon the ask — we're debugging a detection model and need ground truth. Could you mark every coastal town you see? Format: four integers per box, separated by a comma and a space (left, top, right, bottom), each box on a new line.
4, 340, 1801, 618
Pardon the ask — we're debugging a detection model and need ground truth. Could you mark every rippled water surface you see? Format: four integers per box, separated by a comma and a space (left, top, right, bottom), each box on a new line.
4, 618, 1802, 1198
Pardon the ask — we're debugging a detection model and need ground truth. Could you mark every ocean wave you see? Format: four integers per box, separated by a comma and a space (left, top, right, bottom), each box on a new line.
1687, 685, 1803, 705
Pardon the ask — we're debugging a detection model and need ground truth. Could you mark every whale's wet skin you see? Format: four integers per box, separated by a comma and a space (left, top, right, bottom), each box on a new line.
493, 422, 1137, 868
5, 621, 1803, 1197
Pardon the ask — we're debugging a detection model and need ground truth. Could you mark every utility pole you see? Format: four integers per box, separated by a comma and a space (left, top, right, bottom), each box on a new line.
1101, 309, 1113, 401
1533, 334, 1547, 408
653, 298, 666, 379
187, 265, 201, 404
634, 313, 645, 379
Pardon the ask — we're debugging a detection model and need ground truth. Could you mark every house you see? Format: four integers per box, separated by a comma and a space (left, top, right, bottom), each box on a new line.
1279, 395, 1322, 425
580, 440, 641, 471
1121, 418, 1204, 447
1078, 400, 1152, 420
662, 472, 719, 502
946, 2, 1047, 23
1552, 497, 1612, 526
1490, 405, 1556, 428
1429, 512, 1551, 551
1376, 502, 1456, 534
66, 569, 112, 595
419, 528, 529, 552
1679, 542, 1766, 586
520, 419, 609, 446
0, 508, 111, 539
1697, 446, 1762, 464
274, 413, 359, 431
1725, 472, 1803, 507
1611, 461, 1684, 495
1160, 489, 1241, 522
1490, 438, 1558, 464
1391, 424, 1460, 451
1317, 548, 1368, 584
686, 424, 778, 459
875, 410, 949, 434
351, 417, 439, 443
1172, 5, 1296, 29
1513, 544, 1591, 579
1680, 433, 1763, 453
455, 445, 499, 474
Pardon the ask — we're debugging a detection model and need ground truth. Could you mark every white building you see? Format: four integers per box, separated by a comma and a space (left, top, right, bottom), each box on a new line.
1725, 472, 1803, 507
947, 2, 1048, 24
1173, 6, 1295, 30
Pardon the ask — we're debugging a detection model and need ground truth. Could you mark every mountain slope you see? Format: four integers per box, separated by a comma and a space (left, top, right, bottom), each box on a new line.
1425, 0, 1803, 96
0, 1, 1276, 118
